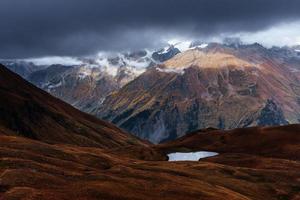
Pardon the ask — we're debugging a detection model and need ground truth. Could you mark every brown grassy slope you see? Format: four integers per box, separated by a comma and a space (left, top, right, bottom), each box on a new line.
0, 64, 146, 148
0, 134, 300, 200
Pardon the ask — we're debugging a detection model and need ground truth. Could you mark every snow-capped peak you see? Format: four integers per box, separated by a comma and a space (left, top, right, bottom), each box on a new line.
167, 39, 192, 52
166, 39, 210, 53
173, 41, 192, 52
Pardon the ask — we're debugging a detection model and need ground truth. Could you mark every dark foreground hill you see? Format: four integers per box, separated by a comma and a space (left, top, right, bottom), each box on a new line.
0, 64, 147, 149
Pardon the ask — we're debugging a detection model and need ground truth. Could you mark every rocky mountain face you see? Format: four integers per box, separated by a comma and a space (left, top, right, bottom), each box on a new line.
256, 99, 289, 126
96, 43, 300, 143
28, 65, 121, 112
152, 45, 181, 62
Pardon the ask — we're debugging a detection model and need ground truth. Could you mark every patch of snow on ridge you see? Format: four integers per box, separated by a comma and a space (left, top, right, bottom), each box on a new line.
168, 151, 219, 161
156, 67, 185, 75
47, 81, 62, 89
77, 66, 92, 79
191, 43, 208, 49
167, 39, 192, 52
175, 41, 192, 52
167, 39, 209, 52
160, 46, 171, 54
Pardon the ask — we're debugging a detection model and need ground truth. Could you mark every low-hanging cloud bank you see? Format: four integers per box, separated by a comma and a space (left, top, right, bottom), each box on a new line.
1, 0, 300, 58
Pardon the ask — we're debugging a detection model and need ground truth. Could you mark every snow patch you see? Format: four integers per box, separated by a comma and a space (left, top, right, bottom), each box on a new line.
160, 46, 171, 54
167, 39, 208, 52
191, 43, 208, 49
156, 67, 185, 75
175, 42, 192, 52
47, 81, 62, 89
167, 39, 192, 52
168, 151, 219, 161
77, 67, 93, 79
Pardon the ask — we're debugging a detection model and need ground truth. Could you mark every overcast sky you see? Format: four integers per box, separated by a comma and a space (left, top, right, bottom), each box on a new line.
1, 0, 300, 59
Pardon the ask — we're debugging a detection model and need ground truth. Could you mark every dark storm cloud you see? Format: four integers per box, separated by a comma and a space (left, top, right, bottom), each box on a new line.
0, 0, 300, 58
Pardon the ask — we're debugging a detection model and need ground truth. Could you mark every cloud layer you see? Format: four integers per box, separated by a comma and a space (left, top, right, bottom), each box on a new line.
1, 0, 300, 58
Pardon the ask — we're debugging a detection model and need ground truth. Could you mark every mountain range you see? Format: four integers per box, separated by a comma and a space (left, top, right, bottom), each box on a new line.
2, 42, 300, 143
